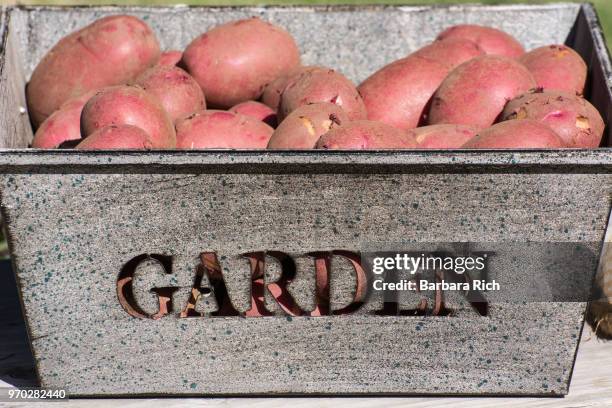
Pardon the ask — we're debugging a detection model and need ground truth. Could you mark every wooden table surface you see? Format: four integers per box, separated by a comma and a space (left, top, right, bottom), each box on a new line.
1, 260, 610, 408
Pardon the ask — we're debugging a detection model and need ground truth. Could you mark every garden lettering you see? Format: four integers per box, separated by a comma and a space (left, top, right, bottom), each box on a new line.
117, 251, 489, 318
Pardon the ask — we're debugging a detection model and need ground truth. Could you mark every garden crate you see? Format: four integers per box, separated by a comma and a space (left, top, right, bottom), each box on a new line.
0, 3, 611, 397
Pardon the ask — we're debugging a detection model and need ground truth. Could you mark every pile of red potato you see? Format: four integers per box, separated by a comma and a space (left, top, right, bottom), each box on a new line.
28, 15, 605, 150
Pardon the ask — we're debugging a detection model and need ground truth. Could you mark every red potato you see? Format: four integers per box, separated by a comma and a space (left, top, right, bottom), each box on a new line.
359, 58, 447, 130
315, 120, 418, 150
428, 56, 536, 128
175, 110, 274, 149
501, 90, 605, 148
358, 38, 482, 129
413, 124, 481, 148
462, 120, 564, 148
134, 65, 206, 123
436, 24, 525, 58
261, 66, 318, 111
81, 85, 176, 148
27, 15, 160, 127
229, 101, 277, 127
31, 90, 97, 148
413, 37, 484, 70
279, 68, 366, 121
182, 17, 300, 108
159, 50, 182, 66
519, 45, 587, 94
358, 39, 483, 131
76, 125, 153, 149
261, 74, 291, 112
267, 102, 349, 149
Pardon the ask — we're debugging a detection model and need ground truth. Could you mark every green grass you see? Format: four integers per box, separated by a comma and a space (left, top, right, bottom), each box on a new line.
10, 0, 612, 47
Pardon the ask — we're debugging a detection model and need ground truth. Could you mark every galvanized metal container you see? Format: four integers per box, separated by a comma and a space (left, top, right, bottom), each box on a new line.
0, 3, 611, 397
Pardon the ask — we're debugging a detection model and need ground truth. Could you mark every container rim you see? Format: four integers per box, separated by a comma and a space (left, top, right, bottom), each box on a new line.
5, 2, 587, 13
0, 149, 610, 173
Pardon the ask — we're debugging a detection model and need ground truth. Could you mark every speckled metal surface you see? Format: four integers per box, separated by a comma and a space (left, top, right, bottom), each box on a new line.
2, 172, 608, 396
0, 3, 611, 397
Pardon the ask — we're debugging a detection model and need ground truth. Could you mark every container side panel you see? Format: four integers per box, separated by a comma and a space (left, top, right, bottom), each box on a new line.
0, 8, 31, 148
578, 5, 612, 147
19, 5, 580, 83
2, 171, 610, 395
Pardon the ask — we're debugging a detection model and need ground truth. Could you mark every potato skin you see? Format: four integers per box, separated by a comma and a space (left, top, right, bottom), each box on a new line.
359, 58, 446, 130
182, 17, 300, 108
175, 110, 273, 149
261, 74, 291, 112
428, 56, 536, 128
413, 124, 480, 149
501, 90, 605, 148
27, 15, 160, 127
267, 102, 349, 149
413, 37, 484, 70
519, 45, 587, 94
261, 66, 317, 111
437, 24, 524, 58
462, 120, 564, 148
279, 68, 366, 121
31, 90, 97, 148
229, 101, 277, 127
134, 65, 206, 123
76, 124, 153, 149
159, 50, 182, 66
81, 85, 176, 148
315, 120, 418, 149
